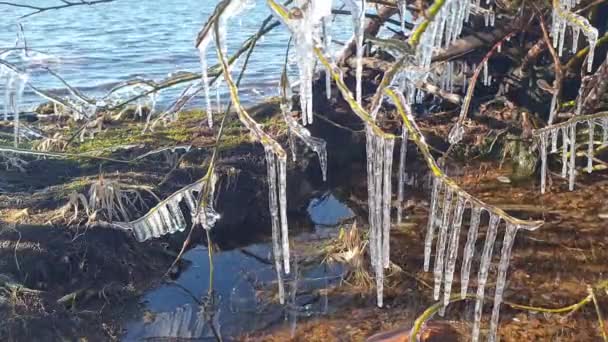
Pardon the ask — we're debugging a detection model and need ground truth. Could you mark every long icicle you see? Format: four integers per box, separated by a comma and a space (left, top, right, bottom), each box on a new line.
433, 187, 454, 300
460, 206, 482, 298
488, 223, 520, 342
441, 196, 466, 311
396, 126, 409, 224
472, 214, 501, 342
424, 177, 442, 271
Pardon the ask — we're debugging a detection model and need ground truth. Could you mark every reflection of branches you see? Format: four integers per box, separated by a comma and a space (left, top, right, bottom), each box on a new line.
0, 0, 115, 18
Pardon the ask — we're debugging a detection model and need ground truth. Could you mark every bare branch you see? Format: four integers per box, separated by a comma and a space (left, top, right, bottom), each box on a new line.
0, 0, 115, 18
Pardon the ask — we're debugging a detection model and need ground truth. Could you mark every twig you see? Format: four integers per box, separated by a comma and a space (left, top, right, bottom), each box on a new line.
0, 0, 115, 18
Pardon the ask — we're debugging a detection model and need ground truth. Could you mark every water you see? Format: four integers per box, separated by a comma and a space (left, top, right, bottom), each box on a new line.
0, 0, 353, 110
123, 192, 353, 340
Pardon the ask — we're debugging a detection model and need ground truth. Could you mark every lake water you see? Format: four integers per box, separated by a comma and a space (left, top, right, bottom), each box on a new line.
0, 0, 356, 110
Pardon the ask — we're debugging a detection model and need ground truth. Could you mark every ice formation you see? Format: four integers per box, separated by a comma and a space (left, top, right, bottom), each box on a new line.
0, 57, 28, 147
122, 175, 220, 242
535, 112, 608, 194
423, 175, 540, 342
343, 0, 366, 104
385, 88, 542, 342
214, 20, 291, 306
396, 126, 409, 224
280, 71, 328, 181
551, 0, 598, 72
196, 0, 255, 128
366, 126, 395, 308
398, 0, 408, 33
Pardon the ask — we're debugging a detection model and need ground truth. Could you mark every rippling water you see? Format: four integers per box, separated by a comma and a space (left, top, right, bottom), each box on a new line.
0, 0, 354, 109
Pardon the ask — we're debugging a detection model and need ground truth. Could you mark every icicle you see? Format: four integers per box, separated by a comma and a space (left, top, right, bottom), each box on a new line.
197, 35, 213, 128
539, 131, 549, 194
483, 60, 489, 86
126, 178, 218, 242
488, 223, 519, 342
282, 112, 328, 181
382, 138, 395, 269
442, 196, 466, 311
398, 0, 407, 33
460, 206, 482, 298
323, 16, 333, 100
471, 214, 500, 342
561, 127, 569, 177
433, 187, 454, 300
587, 120, 594, 173
568, 122, 577, 191
265, 147, 287, 303
424, 177, 442, 271
278, 155, 290, 274
396, 127, 409, 224
343, 0, 366, 105
552, 1, 599, 72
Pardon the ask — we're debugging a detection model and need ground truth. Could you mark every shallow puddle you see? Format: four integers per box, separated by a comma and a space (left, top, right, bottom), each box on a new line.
123, 192, 354, 341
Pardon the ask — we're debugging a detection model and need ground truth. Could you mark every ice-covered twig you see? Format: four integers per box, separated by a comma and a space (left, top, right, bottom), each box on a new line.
551, 0, 599, 73
534, 111, 608, 193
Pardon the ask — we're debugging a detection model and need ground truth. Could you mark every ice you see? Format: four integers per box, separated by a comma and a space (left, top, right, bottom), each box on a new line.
433, 187, 454, 300
552, 0, 598, 72
561, 127, 569, 177
382, 138, 395, 268
127, 177, 219, 242
442, 196, 466, 311
398, 0, 407, 32
568, 122, 577, 191
460, 206, 482, 298
343, 0, 366, 104
280, 69, 328, 180
323, 16, 333, 100
365, 126, 396, 307
488, 223, 519, 342
424, 177, 442, 271
539, 131, 549, 193
197, 35, 213, 128
471, 214, 500, 342
396, 126, 409, 224
483, 60, 489, 86
196, 0, 255, 128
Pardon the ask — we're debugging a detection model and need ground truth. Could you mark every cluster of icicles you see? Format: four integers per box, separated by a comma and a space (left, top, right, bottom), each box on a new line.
119, 175, 221, 242
536, 113, 608, 194
551, 0, 598, 73
423, 177, 531, 342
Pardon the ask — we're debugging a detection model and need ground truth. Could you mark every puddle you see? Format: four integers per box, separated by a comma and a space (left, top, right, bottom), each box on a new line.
123, 192, 353, 341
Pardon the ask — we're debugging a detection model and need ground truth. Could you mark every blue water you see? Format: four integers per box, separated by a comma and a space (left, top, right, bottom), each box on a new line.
0, 0, 354, 109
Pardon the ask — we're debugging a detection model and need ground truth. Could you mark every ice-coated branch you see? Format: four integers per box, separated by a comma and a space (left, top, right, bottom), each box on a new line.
386, 87, 543, 342
115, 175, 220, 242
534, 111, 608, 193
551, 0, 599, 72
214, 17, 291, 303
385, 87, 543, 229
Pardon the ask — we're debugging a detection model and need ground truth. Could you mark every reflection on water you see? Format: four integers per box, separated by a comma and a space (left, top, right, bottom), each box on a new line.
123, 192, 353, 341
